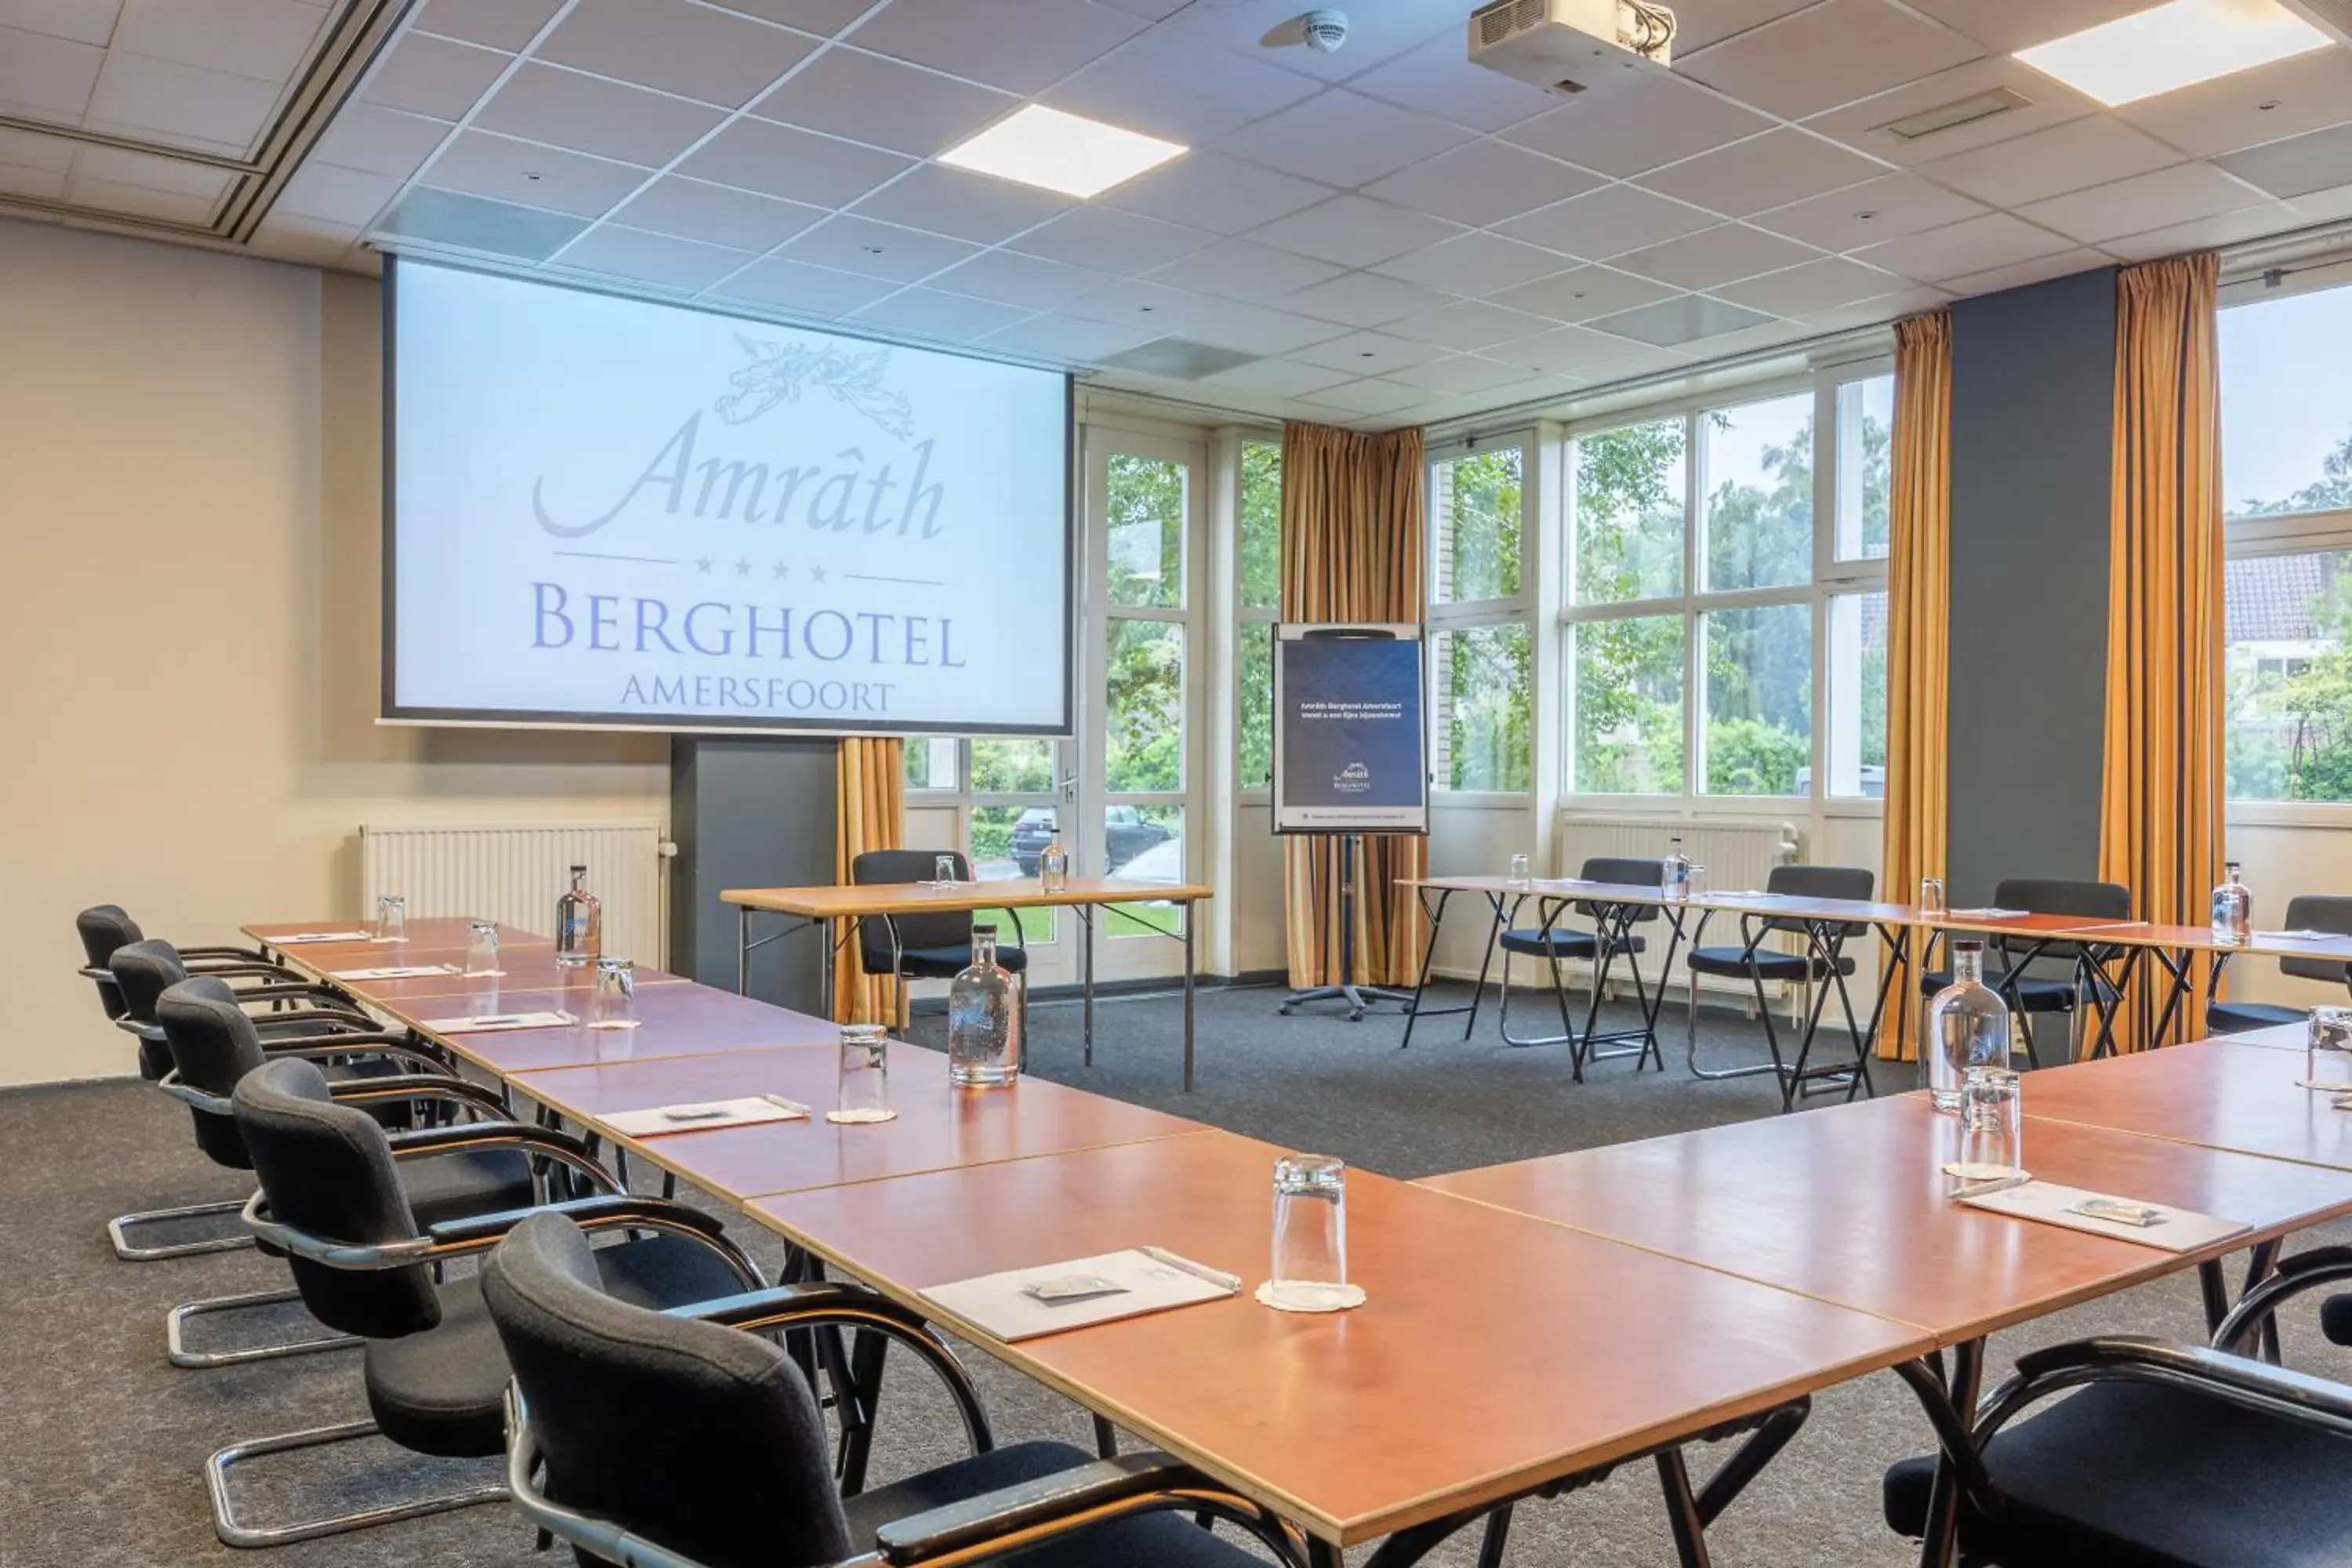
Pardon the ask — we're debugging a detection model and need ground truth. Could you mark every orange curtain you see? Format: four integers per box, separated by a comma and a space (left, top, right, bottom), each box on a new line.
834, 737, 905, 1026
1279, 421, 1428, 988
2101, 253, 2225, 1047
1878, 310, 1954, 1061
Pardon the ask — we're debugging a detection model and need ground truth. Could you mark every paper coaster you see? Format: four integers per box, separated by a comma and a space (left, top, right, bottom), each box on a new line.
1942, 1161, 2025, 1181
826, 1108, 898, 1124
585, 1019, 642, 1031
1254, 1282, 1366, 1314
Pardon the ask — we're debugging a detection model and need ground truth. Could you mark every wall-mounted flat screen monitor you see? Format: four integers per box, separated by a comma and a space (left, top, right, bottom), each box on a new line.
384, 257, 1073, 735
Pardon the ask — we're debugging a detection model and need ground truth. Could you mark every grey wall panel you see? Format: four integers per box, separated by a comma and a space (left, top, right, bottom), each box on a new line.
670, 738, 837, 1012
1946, 266, 2117, 906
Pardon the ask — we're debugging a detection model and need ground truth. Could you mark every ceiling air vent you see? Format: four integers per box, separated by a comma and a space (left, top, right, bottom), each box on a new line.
1876, 87, 2031, 141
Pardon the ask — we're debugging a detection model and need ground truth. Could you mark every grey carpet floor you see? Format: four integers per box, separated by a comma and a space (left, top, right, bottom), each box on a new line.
4, 982, 2343, 1567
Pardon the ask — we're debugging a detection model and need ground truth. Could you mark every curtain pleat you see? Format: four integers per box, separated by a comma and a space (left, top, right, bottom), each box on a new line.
1878, 310, 1954, 1062
834, 737, 905, 1026
2101, 254, 2224, 1047
1279, 421, 1429, 988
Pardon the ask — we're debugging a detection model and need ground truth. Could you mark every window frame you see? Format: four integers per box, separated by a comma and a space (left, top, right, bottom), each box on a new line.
1427, 430, 1540, 803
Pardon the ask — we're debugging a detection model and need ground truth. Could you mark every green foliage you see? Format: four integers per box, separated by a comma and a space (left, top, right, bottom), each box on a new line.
2227, 437, 2352, 801
1239, 623, 1273, 789
1444, 624, 1532, 790
1441, 448, 1523, 601
1240, 442, 1282, 611
1104, 453, 1184, 610
1704, 716, 1809, 796
2235, 429, 2352, 519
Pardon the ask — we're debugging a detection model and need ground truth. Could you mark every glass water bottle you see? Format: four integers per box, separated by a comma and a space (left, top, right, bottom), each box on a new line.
2211, 860, 2252, 946
555, 864, 602, 969
1663, 837, 1692, 901
947, 924, 1021, 1087
1039, 822, 1070, 894
1925, 939, 2011, 1113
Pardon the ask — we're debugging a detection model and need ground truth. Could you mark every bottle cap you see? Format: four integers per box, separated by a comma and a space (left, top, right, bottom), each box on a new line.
973, 922, 997, 937
1953, 938, 1983, 952
569, 863, 586, 873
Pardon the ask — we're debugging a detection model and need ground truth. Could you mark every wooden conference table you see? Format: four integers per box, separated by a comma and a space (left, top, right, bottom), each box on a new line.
249, 916, 2351, 1566
722, 877, 1215, 1090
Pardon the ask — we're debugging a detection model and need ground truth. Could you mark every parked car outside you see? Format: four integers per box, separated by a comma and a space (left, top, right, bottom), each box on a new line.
1011, 805, 1172, 875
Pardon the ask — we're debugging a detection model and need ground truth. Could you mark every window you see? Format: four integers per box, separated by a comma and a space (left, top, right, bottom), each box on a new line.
1238, 440, 1280, 792
1433, 623, 1534, 791
1432, 446, 1524, 604
1428, 438, 1535, 793
1562, 368, 1889, 804
2221, 279, 2352, 804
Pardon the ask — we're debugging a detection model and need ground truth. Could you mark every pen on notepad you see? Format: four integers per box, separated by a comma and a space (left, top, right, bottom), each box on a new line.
1139, 1247, 1242, 1293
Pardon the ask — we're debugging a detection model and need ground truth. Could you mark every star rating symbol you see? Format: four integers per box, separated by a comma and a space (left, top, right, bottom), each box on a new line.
694, 556, 713, 575
735, 559, 753, 578
772, 561, 791, 580
809, 564, 828, 584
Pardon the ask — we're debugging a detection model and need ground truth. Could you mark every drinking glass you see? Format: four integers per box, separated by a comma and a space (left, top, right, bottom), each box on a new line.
935, 854, 958, 887
1507, 852, 1532, 891
374, 894, 407, 942
1265, 1154, 1354, 1311
1960, 1067, 2024, 1177
833, 1023, 894, 1123
1919, 877, 1947, 916
2308, 1005, 2352, 1087
463, 920, 501, 978
590, 956, 637, 1029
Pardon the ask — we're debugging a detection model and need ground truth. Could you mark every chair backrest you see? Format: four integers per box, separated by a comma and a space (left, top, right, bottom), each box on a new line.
1764, 864, 1875, 937
107, 938, 187, 1080
852, 849, 974, 971
482, 1212, 852, 1568
158, 977, 269, 1170
232, 1056, 440, 1340
1577, 857, 1664, 924
2281, 895, 2352, 986
76, 904, 141, 1020
1991, 877, 2131, 964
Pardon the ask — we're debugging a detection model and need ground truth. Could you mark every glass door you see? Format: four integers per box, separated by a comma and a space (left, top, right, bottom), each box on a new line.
1083, 430, 1205, 982
964, 735, 1079, 989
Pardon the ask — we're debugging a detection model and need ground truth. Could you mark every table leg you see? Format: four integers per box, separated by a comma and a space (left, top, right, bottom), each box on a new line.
1183, 901, 1196, 1094
820, 920, 836, 1025
737, 905, 750, 996
1900, 1339, 1986, 1568
2146, 946, 2195, 1049
1083, 905, 1095, 1066
1398, 888, 1451, 1051
1656, 1448, 1714, 1568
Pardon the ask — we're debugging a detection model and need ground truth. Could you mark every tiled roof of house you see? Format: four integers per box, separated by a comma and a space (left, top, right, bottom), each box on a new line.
2227, 552, 2328, 643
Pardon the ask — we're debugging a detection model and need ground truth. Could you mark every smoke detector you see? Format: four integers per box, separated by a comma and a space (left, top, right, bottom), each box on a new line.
1261, 9, 1349, 53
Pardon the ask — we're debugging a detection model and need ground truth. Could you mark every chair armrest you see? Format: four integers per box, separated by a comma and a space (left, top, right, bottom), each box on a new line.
182, 943, 275, 963
259, 1028, 441, 1063
1981, 1335, 2352, 1448
326, 1073, 511, 1120
158, 1069, 233, 1116
425, 1193, 763, 1289
386, 1120, 619, 1190
2213, 1245, 2352, 1356
873, 1451, 1312, 1568
255, 1007, 388, 1035
236, 981, 358, 1008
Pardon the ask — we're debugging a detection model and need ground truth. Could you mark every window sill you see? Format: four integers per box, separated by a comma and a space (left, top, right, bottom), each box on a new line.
1433, 791, 1535, 809
2226, 801, 2352, 829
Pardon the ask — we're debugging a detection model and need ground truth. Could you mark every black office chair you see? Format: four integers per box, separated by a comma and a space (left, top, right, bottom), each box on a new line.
212, 1056, 763, 1548
851, 850, 1029, 985
150, 977, 534, 1369
1919, 878, 2130, 1065
2209, 894, 2352, 1034
1495, 857, 1671, 1076
1686, 864, 1875, 1112
1882, 1253, 2352, 1566
78, 906, 317, 1081
481, 1210, 1314, 1568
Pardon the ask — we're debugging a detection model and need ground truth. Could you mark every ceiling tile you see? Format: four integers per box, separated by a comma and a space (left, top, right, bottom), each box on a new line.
85, 50, 278, 151
1362, 140, 1603, 227
249, 214, 365, 268
1290, 330, 1447, 375
1160, 0, 1458, 85
1906, 0, 2169, 53
1916, 115, 2182, 208
1373, 231, 1573, 294
1007, 204, 1216, 271
412, 0, 563, 52
271, 160, 400, 226
1503, 74, 1775, 179
1852, 210, 2077, 282
1489, 263, 1685, 323
1936, 248, 2110, 297
1377, 351, 1552, 394
1667, 0, 1820, 52
1193, 358, 1356, 397
2292, 181, 2352, 222
74, 142, 230, 198
754, 46, 1016, 158
848, 285, 1035, 341
2122, 46, 2352, 160
928, 249, 1114, 310
539, 0, 817, 108
848, 0, 1145, 96
1247, 194, 1461, 267
556, 223, 757, 290
1044, 27, 1318, 145
1497, 184, 1719, 260
0, 0, 120, 46
310, 103, 451, 181
1800, 291, 1951, 332
111, 0, 322, 82
705, 0, 869, 34
361, 33, 510, 122
473, 63, 727, 168
376, 186, 589, 260
978, 312, 1162, 362
677, 118, 911, 207
610, 175, 824, 252
1378, 299, 1560, 350
423, 129, 648, 218
1345, 27, 1563, 132
1748, 171, 1988, 252
1216, 88, 1475, 189
1283, 270, 1455, 328
2216, 122, 2352, 201
0, 24, 98, 122
1171, 297, 1352, 355
707, 256, 898, 317
2104, 202, 2304, 263
1637, 129, 1889, 218
1613, 223, 1821, 289
1483, 323, 1681, 376
1712, 255, 1908, 315
774, 212, 978, 281
64, 175, 219, 223
1681, 0, 1984, 121
1588, 293, 1778, 347
1101, 151, 1334, 234
0, 124, 75, 172
2013, 161, 2263, 245
1294, 378, 1429, 417
849, 162, 1073, 244
1804, 56, 2101, 168
1148, 238, 1344, 303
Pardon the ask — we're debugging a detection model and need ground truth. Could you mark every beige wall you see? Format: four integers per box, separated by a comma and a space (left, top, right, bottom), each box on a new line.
0, 219, 670, 1086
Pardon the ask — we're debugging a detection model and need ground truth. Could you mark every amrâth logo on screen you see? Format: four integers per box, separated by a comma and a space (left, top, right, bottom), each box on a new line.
1334, 760, 1372, 794
716, 336, 914, 437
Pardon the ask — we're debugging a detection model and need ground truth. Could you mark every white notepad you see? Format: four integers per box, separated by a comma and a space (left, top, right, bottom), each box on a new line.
602, 1096, 810, 1138
1946, 907, 2027, 919
271, 930, 377, 944
1961, 1180, 2249, 1253
332, 963, 460, 981
420, 1011, 574, 1034
922, 1248, 1241, 1342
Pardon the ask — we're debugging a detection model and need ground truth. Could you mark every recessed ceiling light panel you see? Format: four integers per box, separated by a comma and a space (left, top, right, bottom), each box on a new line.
938, 105, 1186, 199
2016, 0, 2330, 107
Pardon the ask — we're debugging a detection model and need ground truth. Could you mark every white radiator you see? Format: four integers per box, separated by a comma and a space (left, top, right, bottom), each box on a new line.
1552, 817, 1807, 1005
359, 821, 668, 968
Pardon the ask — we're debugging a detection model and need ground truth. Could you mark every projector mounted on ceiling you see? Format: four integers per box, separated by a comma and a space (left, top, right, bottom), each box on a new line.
1466, 0, 1677, 98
